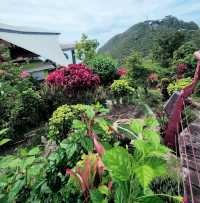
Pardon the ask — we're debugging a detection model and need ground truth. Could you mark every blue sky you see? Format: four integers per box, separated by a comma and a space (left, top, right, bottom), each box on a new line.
0, 0, 200, 45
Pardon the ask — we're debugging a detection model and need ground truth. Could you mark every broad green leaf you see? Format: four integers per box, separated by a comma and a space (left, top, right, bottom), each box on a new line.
85, 106, 95, 119
98, 185, 109, 196
28, 163, 46, 179
0, 156, 21, 169
63, 143, 77, 159
8, 178, 26, 201
72, 119, 86, 130
0, 128, 9, 137
114, 181, 130, 203
134, 139, 170, 158
145, 157, 167, 177
138, 196, 164, 203
130, 119, 144, 136
0, 138, 11, 146
40, 182, 52, 194
143, 129, 160, 143
135, 165, 154, 189
90, 189, 108, 203
21, 156, 36, 169
144, 117, 159, 128
173, 196, 183, 202
103, 147, 131, 182
80, 136, 93, 152
19, 148, 28, 157
0, 194, 5, 200
28, 147, 40, 156
95, 117, 110, 134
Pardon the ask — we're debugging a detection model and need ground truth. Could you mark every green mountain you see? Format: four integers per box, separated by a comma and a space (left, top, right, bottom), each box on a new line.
99, 16, 200, 61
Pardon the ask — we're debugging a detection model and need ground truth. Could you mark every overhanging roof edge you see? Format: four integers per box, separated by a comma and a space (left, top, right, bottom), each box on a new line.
0, 28, 60, 35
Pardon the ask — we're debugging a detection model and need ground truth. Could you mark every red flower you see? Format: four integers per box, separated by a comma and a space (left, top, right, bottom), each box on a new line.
117, 67, 127, 77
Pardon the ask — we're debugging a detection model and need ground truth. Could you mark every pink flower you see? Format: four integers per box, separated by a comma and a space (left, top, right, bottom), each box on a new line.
177, 64, 187, 79
148, 73, 158, 81
20, 70, 30, 78
117, 67, 127, 77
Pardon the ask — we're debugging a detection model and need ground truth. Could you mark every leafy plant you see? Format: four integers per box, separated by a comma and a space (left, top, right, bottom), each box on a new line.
48, 104, 87, 142
87, 54, 118, 86
161, 78, 170, 101
167, 78, 192, 95
150, 176, 184, 203
75, 34, 99, 63
9, 88, 45, 137
66, 153, 106, 202
153, 31, 185, 67
0, 147, 46, 202
0, 63, 39, 141
0, 128, 11, 147
0, 104, 183, 202
47, 64, 100, 91
173, 42, 197, 77
103, 118, 182, 203
125, 51, 150, 90
110, 79, 133, 98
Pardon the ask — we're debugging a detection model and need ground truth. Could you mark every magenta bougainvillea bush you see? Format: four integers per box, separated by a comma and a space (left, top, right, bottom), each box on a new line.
47, 64, 100, 90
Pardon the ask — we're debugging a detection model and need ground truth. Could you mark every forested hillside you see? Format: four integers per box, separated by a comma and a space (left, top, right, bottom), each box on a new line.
99, 16, 200, 62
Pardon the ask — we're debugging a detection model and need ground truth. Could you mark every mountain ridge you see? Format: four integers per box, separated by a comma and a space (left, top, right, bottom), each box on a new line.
99, 16, 200, 61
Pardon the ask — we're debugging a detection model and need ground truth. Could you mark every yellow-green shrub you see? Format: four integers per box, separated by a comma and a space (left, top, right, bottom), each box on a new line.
111, 79, 133, 97
167, 78, 192, 95
48, 104, 87, 142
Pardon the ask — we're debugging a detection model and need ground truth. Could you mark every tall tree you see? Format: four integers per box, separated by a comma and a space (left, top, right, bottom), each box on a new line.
75, 34, 99, 63
125, 51, 150, 91
153, 31, 185, 67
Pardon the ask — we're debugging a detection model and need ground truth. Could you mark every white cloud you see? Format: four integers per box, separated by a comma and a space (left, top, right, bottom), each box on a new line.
0, 0, 199, 45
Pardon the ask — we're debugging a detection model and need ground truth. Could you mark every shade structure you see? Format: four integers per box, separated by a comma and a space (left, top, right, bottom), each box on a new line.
0, 23, 68, 65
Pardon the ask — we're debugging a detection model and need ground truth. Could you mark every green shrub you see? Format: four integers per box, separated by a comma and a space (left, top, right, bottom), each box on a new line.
48, 104, 87, 142
0, 105, 182, 203
167, 78, 192, 95
182, 107, 196, 128
9, 88, 44, 137
194, 81, 200, 97
0, 63, 37, 138
173, 42, 197, 78
110, 79, 133, 97
125, 51, 150, 88
87, 54, 117, 85
161, 78, 170, 101
144, 89, 162, 109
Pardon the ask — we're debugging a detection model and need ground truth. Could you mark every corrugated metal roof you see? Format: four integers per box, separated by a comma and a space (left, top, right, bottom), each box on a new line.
60, 43, 75, 51
0, 22, 68, 65
0, 22, 60, 35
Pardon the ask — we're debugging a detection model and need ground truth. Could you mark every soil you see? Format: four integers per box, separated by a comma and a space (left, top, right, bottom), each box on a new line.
106, 103, 144, 122
0, 124, 46, 156
1, 103, 143, 156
